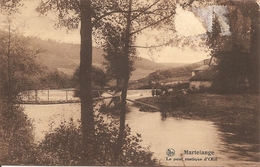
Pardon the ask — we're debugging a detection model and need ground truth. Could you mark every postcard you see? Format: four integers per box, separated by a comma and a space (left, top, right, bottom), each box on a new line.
0, 0, 259, 166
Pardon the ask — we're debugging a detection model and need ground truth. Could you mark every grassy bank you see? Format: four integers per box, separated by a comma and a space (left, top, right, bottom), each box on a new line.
135, 93, 259, 125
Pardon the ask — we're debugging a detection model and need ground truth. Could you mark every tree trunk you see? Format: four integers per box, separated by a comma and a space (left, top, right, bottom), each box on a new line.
116, 79, 120, 88
80, 0, 94, 164
249, 5, 259, 92
7, 18, 12, 104
114, 0, 132, 164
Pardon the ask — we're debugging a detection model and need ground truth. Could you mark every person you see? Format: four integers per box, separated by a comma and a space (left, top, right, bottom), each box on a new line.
152, 87, 155, 97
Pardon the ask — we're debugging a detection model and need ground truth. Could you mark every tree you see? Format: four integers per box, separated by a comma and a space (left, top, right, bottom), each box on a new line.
228, 0, 260, 92
36, 1, 108, 163
0, 0, 22, 15
0, 17, 41, 104
72, 65, 109, 89
39, 70, 74, 89
102, 23, 136, 89
113, 1, 133, 162
77, 1, 94, 162
0, 2, 41, 164
207, 1, 259, 93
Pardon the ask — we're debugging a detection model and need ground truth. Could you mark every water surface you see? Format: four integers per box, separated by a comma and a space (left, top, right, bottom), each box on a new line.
23, 89, 259, 166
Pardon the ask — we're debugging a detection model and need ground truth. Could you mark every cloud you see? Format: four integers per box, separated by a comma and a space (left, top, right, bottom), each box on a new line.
175, 5, 206, 37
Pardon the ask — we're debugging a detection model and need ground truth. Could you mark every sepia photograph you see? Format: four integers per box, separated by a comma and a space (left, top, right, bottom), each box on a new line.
0, 0, 259, 166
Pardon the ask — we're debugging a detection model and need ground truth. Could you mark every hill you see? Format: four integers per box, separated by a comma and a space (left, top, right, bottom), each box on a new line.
141, 60, 204, 81
31, 37, 186, 80
128, 60, 206, 89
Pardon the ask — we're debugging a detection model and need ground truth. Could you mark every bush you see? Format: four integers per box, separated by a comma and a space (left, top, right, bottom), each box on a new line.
98, 98, 131, 116
39, 70, 74, 89
159, 91, 187, 109
34, 114, 158, 166
0, 102, 36, 165
72, 66, 110, 90
99, 102, 121, 115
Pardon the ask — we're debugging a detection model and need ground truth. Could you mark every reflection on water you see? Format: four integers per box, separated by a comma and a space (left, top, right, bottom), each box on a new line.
126, 106, 225, 166
160, 110, 167, 121
127, 106, 260, 166
23, 90, 259, 166
217, 123, 260, 162
24, 103, 81, 142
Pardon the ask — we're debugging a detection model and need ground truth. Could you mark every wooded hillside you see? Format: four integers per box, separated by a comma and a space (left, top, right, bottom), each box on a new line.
30, 37, 186, 79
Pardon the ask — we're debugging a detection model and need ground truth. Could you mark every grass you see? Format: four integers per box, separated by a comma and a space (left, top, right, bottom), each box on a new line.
136, 93, 259, 124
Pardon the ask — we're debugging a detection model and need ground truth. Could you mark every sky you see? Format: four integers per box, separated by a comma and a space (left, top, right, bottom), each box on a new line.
0, 0, 233, 63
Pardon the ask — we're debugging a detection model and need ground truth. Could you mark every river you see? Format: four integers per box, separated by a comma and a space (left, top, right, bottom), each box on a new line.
23, 89, 259, 166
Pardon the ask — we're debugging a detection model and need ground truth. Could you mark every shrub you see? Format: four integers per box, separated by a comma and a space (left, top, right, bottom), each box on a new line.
0, 102, 36, 165
39, 70, 74, 89
159, 91, 187, 109
98, 98, 131, 116
99, 102, 121, 115
34, 114, 158, 166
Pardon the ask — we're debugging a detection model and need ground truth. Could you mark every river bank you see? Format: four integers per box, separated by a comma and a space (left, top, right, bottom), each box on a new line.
135, 93, 259, 124
135, 93, 260, 154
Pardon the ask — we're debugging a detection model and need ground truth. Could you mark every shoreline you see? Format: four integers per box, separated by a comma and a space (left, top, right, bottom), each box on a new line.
135, 93, 259, 121
134, 93, 260, 158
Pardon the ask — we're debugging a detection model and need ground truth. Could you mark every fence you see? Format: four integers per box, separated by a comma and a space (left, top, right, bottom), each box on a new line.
21, 89, 78, 102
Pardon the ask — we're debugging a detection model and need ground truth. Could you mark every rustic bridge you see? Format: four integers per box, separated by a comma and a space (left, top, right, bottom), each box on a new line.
20, 95, 119, 105
20, 90, 160, 111
20, 89, 103, 104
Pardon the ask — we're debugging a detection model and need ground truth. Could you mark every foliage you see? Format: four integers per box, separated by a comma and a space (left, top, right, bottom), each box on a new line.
0, 0, 22, 15
0, 12, 44, 165
99, 101, 121, 116
0, 3, 41, 164
34, 115, 158, 166
159, 90, 187, 110
72, 65, 109, 89
98, 99, 131, 116
36, 0, 177, 32
91, 66, 108, 89
39, 70, 74, 89
0, 101, 36, 165
0, 18, 42, 104
210, 48, 250, 94
207, 1, 259, 93
102, 23, 136, 88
